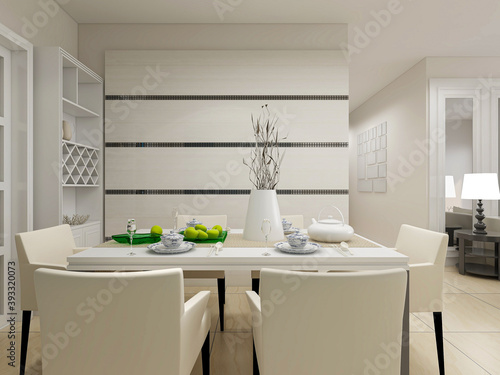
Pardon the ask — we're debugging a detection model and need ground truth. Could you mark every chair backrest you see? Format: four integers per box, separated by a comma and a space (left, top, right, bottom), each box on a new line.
395, 224, 448, 265
258, 268, 407, 375
15, 224, 76, 266
280, 215, 304, 229
15, 224, 76, 310
34, 268, 185, 375
176, 214, 227, 229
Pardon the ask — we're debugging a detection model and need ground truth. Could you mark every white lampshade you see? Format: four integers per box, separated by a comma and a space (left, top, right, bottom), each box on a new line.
461, 173, 500, 200
445, 176, 456, 198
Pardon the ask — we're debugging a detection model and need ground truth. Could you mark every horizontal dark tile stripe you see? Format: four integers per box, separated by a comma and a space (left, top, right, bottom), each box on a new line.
105, 142, 348, 148
105, 189, 349, 195
105, 95, 348, 101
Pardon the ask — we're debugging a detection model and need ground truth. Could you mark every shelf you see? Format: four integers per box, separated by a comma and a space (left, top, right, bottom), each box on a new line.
463, 263, 498, 277
63, 98, 99, 118
62, 139, 99, 151
465, 247, 498, 259
62, 141, 99, 187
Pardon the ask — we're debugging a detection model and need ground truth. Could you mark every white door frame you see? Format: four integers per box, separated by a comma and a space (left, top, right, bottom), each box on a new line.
0, 23, 33, 327
429, 78, 500, 232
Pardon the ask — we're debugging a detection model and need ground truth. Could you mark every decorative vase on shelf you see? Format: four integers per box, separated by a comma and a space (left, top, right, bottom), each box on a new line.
62, 120, 73, 141
243, 189, 283, 241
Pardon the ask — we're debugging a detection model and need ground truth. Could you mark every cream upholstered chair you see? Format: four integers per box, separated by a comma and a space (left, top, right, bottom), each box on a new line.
246, 268, 407, 375
34, 268, 210, 375
15, 224, 86, 375
395, 224, 448, 375
176, 214, 228, 331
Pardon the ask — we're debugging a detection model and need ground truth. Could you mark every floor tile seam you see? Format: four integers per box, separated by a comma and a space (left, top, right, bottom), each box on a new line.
443, 336, 493, 375
216, 330, 252, 333
444, 331, 500, 334
412, 313, 435, 332
468, 294, 500, 312
443, 281, 467, 293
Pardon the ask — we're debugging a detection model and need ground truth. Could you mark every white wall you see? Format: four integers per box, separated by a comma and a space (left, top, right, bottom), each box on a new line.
349, 60, 428, 246
0, 0, 77, 56
78, 23, 347, 77
104, 49, 349, 237
445, 117, 473, 209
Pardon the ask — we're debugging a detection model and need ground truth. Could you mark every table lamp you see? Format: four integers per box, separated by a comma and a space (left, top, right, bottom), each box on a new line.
461, 173, 500, 234
445, 175, 456, 198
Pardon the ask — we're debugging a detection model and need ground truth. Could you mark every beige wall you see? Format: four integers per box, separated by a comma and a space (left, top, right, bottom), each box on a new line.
78, 23, 347, 77
349, 59, 428, 246
0, 0, 78, 56
426, 57, 500, 78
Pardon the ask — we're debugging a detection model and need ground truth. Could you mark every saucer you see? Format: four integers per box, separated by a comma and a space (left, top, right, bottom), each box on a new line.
283, 227, 300, 235
147, 241, 195, 254
274, 242, 320, 254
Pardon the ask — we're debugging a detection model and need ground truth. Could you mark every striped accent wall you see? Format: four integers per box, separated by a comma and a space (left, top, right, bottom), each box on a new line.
104, 50, 349, 236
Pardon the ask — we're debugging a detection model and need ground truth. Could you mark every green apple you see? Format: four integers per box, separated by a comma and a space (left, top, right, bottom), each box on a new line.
212, 225, 223, 236
197, 230, 209, 240
195, 224, 207, 232
207, 229, 219, 239
150, 225, 163, 235
184, 227, 199, 240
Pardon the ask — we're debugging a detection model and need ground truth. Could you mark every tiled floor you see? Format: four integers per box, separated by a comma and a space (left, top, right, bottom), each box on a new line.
1, 267, 499, 374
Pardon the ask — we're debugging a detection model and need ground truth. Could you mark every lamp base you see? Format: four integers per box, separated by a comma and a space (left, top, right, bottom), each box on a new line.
473, 199, 487, 235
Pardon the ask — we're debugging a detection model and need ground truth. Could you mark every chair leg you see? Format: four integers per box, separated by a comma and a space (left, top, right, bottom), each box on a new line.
252, 278, 260, 295
20, 310, 32, 375
433, 312, 445, 375
217, 278, 225, 331
202, 331, 210, 375
253, 339, 260, 375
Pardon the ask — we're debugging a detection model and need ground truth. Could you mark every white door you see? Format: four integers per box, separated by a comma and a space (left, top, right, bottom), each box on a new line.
0, 44, 12, 328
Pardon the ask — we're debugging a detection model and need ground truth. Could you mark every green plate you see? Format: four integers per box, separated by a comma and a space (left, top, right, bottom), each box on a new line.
112, 233, 161, 245
179, 230, 228, 243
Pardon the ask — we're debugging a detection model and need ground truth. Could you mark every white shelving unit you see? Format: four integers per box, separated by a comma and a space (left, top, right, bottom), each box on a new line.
62, 140, 99, 186
34, 47, 103, 245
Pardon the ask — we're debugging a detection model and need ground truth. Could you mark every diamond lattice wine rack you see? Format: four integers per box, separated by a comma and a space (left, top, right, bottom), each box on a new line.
62, 140, 99, 186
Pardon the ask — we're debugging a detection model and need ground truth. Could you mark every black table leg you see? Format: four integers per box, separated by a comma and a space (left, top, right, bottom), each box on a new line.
20, 310, 31, 375
252, 278, 260, 295
433, 312, 445, 375
217, 278, 225, 331
458, 238, 466, 275
253, 339, 260, 375
202, 331, 210, 375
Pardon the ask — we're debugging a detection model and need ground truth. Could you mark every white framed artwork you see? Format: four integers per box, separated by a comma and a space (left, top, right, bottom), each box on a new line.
357, 122, 387, 193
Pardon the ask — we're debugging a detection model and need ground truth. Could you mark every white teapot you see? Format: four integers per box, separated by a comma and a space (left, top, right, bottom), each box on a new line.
307, 205, 354, 243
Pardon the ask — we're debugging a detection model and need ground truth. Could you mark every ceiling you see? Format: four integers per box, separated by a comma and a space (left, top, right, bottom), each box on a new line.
57, 0, 500, 111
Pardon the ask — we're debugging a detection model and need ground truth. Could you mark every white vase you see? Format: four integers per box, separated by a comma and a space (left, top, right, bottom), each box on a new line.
243, 190, 284, 241
62, 120, 73, 141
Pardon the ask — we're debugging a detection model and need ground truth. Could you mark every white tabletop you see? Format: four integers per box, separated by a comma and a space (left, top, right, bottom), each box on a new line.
67, 231, 409, 272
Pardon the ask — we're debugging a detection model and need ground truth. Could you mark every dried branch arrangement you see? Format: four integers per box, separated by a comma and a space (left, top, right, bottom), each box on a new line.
243, 105, 286, 190
63, 214, 90, 226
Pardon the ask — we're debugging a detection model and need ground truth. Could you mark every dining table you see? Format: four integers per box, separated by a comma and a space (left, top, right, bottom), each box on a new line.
67, 229, 410, 375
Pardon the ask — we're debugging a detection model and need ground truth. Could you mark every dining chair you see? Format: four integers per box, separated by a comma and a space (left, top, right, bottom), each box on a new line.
34, 268, 211, 375
246, 268, 408, 375
15, 224, 86, 375
395, 224, 448, 375
176, 214, 227, 331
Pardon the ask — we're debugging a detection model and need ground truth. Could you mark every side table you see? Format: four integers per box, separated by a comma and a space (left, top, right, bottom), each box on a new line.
445, 226, 462, 247
456, 230, 500, 280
